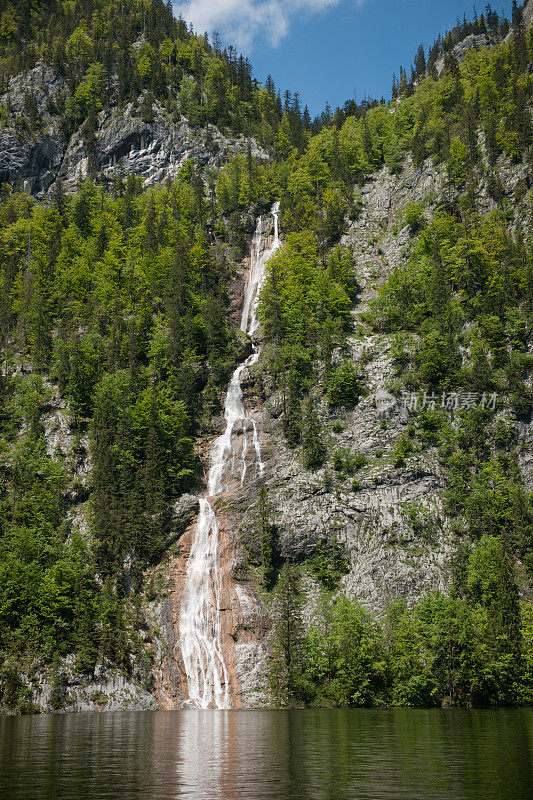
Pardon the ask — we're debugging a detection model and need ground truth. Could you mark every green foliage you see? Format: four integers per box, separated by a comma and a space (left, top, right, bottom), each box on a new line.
67, 62, 105, 123
392, 432, 415, 468
91, 372, 195, 569
0, 170, 240, 682
0, 663, 37, 714
309, 538, 350, 591
301, 394, 326, 470
269, 562, 310, 706
2, 0, 533, 712
0, 431, 101, 666
438, 409, 533, 565
326, 360, 363, 407
271, 536, 533, 709
0, 0, 530, 175
257, 484, 278, 590
332, 448, 368, 475
257, 229, 356, 449
0, 0, 312, 150
403, 202, 426, 233
303, 595, 389, 708
401, 502, 440, 543
259, 233, 352, 351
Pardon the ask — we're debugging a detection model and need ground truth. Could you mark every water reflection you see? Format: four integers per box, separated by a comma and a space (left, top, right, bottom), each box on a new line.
0, 708, 532, 799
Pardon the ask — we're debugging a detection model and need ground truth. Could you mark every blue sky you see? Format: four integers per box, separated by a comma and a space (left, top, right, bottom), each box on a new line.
175, 0, 516, 116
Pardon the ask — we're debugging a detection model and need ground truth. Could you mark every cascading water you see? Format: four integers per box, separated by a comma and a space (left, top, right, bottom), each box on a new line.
179, 202, 280, 709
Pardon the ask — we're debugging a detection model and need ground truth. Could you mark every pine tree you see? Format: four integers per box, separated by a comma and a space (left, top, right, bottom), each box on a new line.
414, 44, 426, 78
140, 90, 155, 123
258, 484, 277, 589
302, 393, 326, 470
282, 361, 301, 447
392, 74, 398, 101
75, 603, 98, 674
269, 561, 306, 706
525, 251, 533, 313
398, 66, 408, 95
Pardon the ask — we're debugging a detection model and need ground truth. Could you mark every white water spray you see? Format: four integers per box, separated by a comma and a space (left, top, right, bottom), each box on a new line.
179, 499, 229, 709
179, 202, 280, 708
241, 202, 280, 336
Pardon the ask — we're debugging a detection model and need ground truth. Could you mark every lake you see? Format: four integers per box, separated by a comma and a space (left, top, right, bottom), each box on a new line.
0, 708, 532, 799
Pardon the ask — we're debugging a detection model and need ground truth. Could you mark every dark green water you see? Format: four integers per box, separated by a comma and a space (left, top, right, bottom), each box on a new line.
0, 708, 532, 799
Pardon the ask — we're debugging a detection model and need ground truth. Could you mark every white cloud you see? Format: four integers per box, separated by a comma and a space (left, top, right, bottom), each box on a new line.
174, 0, 365, 51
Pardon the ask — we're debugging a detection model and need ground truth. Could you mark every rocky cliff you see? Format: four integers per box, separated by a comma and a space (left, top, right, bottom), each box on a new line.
24, 141, 531, 713
232, 154, 532, 624
0, 62, 267, 196
525, 0, 533, 29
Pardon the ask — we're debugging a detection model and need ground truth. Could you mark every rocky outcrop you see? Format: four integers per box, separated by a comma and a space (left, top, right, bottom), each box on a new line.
525, 0, 533, 29
236, 384, 454, 617
32, 658, 157, 714
39, 379, 92, 537
436, 33, 496, 74
435, 3, 533, 76
148, 499, 270, 709
56, 103, 268, 195
0, 128, 64, 193
0, 65, 268, 196
166, 495, 200, 548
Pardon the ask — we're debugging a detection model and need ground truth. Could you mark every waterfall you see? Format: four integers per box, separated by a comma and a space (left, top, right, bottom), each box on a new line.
179, 202, 280, 709
179, 499, 229, 709
241, 201, 280, 336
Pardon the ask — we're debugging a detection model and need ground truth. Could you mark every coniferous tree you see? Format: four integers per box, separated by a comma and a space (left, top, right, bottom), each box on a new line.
269, 561, 306, 706
302, 394, 326, 470
257, 484, 277, 589
414, 44, 426, 77
282, 360, 302, 447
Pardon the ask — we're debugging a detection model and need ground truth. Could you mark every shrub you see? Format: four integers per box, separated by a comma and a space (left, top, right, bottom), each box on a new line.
404, 202, 426, 233
326, 361, 363, 407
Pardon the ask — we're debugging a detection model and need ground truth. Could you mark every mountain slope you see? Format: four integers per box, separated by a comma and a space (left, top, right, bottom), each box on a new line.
0, 1, 532, 712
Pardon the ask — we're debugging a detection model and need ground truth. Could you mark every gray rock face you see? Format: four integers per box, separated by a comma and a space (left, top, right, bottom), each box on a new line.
248, 398, 453, 617
436, 34, 495, 75
0, 128, 64, 193
57, 103, 268, 194
3, 63, 66, 116
39, 379, 92, 536
33, 658, 157, 714
236, 152, 532, 623
166, 494, 200, 548
233, 583, 270, 707
525, 0, 533, 29
0, 63, 67, 192
0, 66, 268, 196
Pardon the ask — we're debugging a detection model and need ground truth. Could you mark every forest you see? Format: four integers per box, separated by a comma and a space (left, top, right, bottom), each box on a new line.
0, 0, 532, 711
